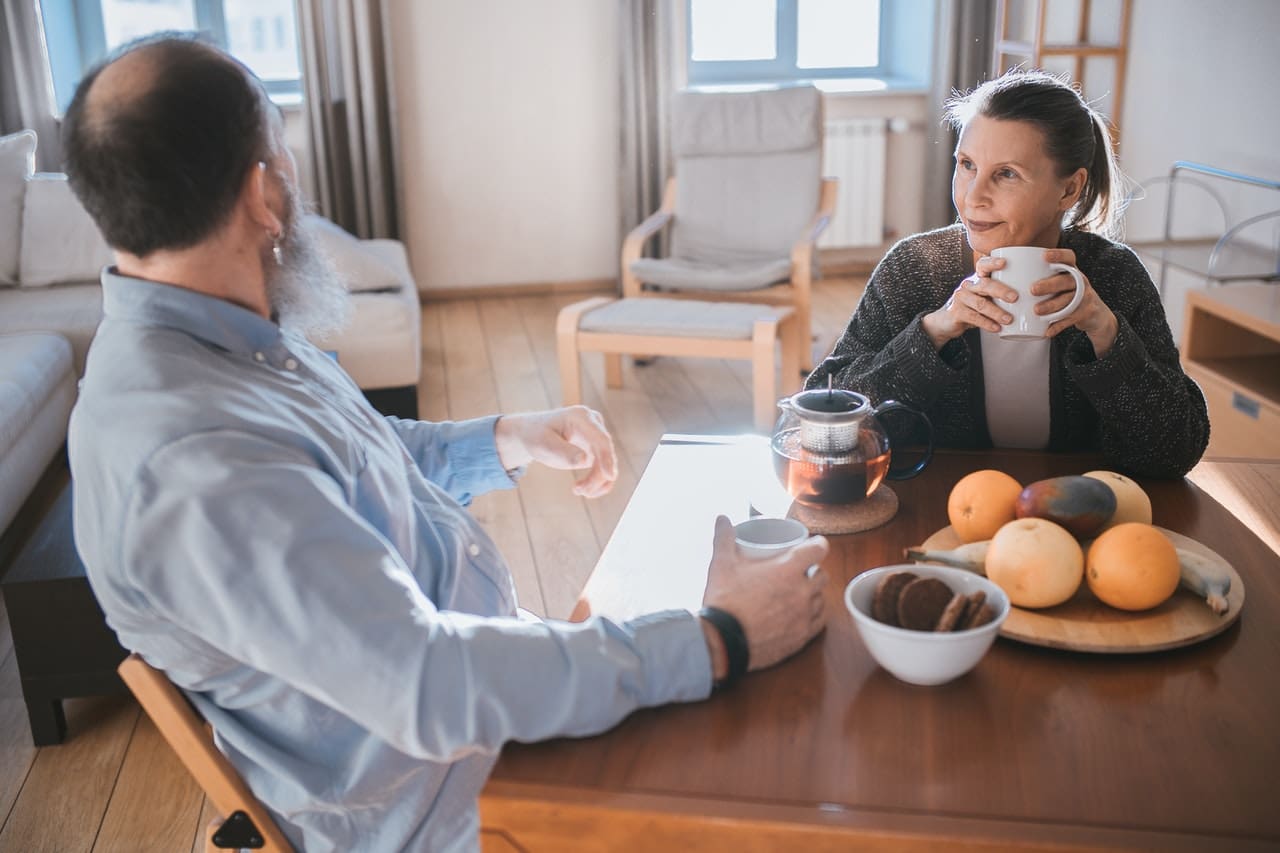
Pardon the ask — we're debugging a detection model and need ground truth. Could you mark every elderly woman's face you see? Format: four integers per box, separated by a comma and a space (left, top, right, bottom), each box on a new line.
951, 115, 1085, 255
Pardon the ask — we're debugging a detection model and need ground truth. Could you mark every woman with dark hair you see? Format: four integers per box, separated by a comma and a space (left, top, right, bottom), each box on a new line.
808, 69, 1208, 478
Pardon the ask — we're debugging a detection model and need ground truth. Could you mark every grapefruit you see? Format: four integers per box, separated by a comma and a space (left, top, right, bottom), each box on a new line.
986, 518, 1083, 609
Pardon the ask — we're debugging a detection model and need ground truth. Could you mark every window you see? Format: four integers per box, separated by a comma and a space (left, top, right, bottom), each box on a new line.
688, 0, 885, 85
41, 0, 303, 113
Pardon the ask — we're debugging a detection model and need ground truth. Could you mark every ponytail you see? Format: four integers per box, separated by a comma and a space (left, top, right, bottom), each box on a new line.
1067, 111, 1122, 239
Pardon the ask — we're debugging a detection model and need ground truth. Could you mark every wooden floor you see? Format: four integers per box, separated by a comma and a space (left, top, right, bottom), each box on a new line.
0, 274, 1275, 850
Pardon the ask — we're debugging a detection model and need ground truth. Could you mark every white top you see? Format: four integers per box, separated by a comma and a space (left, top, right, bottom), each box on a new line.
980, 331, 1052, 449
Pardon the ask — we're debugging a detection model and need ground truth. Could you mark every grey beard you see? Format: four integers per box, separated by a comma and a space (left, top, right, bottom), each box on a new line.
265, 194, 351, 339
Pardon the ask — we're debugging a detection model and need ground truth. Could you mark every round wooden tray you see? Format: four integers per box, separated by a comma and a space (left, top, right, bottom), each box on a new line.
918, 525, 1246, 654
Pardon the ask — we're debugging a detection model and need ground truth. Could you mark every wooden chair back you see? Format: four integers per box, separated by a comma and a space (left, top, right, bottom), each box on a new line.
117, 653, 294, 852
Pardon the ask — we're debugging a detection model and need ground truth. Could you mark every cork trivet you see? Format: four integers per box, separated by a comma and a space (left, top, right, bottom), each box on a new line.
785, 484, 898, 535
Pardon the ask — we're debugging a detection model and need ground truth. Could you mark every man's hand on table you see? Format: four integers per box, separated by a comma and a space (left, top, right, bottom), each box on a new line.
701, 515, 830, 682
494, 406, 618, 497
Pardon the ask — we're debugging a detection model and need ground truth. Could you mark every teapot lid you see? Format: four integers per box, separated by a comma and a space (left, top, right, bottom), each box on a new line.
787, 387, 870, 419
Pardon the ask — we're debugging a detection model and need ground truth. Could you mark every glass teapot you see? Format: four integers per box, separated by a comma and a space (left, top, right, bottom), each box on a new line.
771, 384, 934, 506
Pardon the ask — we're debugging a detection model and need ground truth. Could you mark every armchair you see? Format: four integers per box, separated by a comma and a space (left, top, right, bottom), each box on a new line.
621, 85, 837, 371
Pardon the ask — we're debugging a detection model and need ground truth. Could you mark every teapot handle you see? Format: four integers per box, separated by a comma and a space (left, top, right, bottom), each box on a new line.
872, 400, 934, 480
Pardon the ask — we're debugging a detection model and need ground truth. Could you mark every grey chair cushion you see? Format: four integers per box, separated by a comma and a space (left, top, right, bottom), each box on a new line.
671, 85, 821, 157
630, 255, 792, 292
655, 86, 822, 286
579, 298, 788, 340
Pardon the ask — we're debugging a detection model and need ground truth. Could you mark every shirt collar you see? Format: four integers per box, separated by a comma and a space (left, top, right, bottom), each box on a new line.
100, 267, 287, 358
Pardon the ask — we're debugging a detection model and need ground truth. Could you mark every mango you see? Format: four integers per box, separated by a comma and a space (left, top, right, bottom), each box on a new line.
1014, 475, 1117, 538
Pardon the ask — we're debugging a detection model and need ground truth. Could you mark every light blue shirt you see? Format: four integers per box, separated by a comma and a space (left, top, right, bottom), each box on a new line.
69, 271, 712, 852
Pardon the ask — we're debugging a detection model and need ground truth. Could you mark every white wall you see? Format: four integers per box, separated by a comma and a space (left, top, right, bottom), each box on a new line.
387, 0, 621, 293
1118, 0, 1280, 339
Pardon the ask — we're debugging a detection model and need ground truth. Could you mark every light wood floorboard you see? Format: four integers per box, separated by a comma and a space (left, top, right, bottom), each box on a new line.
0, 277, 863, 848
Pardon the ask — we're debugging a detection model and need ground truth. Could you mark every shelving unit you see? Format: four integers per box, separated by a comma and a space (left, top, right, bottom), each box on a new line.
1182, 284, 1280, 459
992, 0, 1132, 140
1128, 162, 1280, 297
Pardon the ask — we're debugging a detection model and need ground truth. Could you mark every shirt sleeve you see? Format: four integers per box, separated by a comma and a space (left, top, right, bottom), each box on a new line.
1062, 245, 1210, 478
806, 239, 968, 408
119, 429, 713, 762
382, 414, 517, 504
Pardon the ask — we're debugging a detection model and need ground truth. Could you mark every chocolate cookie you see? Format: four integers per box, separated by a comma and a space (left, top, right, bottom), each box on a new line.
896, 577, 954, 631
872, 571, 917, 627
961, 600, 996, 630
934, 593, 971, 632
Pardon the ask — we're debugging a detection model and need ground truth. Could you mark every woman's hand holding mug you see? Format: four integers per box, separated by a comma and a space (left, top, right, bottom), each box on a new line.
923, 247, 1118, 357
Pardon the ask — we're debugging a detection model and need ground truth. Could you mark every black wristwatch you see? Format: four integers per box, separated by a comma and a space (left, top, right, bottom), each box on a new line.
698, 606, 749, 689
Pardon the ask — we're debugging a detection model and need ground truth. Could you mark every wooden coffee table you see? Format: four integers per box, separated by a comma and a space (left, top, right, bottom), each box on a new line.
481, 435, 1280, 851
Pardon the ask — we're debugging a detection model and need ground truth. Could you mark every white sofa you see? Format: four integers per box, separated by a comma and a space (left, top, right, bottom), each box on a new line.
0, 129, 423, 538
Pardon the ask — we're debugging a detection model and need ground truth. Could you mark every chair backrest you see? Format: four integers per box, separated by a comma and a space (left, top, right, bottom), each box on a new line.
669, 85, 822, 263
117, 653, 295, 853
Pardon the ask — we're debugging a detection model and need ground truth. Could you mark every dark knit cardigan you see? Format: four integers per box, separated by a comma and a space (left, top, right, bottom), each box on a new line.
806, 224, 1210, 478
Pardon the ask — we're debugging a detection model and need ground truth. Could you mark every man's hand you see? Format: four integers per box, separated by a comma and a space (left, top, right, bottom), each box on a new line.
701, 516, 829, 678
493, 406, 618, 498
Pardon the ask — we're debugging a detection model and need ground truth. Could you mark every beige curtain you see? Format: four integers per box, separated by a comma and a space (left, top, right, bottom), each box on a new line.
296, 0, 400, 239
1, 0, 60, 170
922, 0, 996, 230
618, 0, 686, 261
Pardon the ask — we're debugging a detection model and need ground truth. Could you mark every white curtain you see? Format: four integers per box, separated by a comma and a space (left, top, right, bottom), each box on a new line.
922, 0, 996, 230
296, 0, 400, 239
1, 0, 61, 170
618, 0, 687, 262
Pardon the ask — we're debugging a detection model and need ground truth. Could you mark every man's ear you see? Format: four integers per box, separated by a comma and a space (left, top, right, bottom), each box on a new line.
1059, 167, 1088, 212
242, 161, 284, 236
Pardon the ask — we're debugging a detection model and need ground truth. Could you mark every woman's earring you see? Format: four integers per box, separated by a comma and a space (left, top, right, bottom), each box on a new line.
271, 232, 284, 266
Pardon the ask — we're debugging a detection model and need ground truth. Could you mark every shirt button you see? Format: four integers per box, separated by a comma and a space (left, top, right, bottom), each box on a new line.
285, 358, 299, 371
468, 543, 481, 557
253, 352, 265, 362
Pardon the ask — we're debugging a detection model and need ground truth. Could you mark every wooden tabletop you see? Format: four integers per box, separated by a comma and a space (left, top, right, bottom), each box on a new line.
483, 437, 1280, 851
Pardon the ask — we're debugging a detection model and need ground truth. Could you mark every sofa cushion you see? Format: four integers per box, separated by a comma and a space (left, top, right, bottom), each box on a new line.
306, 214, 405, 293
309, 240, 421, 389
19, 174, 114, 287
0, 282, 103, 375
0, 131, 37, 285
0, 333, 77, 535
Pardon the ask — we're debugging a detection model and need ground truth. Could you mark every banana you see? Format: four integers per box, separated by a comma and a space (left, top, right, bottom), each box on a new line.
1176, 548, 1232, 616
903, 541, 989, 575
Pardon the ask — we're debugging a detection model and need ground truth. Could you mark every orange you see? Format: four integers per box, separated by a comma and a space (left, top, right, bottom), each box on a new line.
947, 469, 1023, 543
1086, 523, 1180, 611
987, 518, 1084, 608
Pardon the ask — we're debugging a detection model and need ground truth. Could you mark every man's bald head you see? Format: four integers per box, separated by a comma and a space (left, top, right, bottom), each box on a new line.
63, 35, 276, 257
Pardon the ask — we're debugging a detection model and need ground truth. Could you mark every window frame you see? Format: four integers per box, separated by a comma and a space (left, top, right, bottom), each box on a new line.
687, 0, 889, 86
45, 0, 302, 112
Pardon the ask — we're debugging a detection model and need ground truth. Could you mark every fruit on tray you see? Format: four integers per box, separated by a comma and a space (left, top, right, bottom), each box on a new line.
947, 469, 1023, 543
1086, 523, 1180, 611
985, 518, 1084, 609
1176, 547, 1233, 615
1083, 470, 1153, 530
1015, 475, 1117, 538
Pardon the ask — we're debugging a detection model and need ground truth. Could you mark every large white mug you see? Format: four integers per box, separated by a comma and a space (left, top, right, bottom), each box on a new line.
989, 246, 1086, 341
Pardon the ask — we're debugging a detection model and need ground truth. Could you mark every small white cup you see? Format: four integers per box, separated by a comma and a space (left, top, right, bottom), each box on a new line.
990, 246, 1086, 341
733, 517, 809, 560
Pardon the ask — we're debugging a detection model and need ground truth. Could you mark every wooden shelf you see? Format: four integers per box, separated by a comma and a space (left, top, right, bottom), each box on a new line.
993, 0, 1133, 141
1182, 284, 1280, 459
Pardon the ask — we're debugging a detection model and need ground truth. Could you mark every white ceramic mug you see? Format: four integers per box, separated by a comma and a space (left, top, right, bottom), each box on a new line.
734, 516, 819, 576
990, 246, 1086, 341
733, 517, 808, 559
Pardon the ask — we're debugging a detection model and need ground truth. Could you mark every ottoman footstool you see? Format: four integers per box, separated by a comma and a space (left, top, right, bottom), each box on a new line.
556, 296, 801, 432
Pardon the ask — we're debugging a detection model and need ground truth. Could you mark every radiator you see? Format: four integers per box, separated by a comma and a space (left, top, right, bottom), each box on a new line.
819, 118, 888, 249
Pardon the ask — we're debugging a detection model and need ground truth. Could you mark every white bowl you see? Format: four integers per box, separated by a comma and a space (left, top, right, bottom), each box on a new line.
844, 564, 1010, 686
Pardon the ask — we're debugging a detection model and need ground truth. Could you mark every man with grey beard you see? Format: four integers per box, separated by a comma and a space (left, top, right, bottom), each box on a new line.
62, 35, 829, 852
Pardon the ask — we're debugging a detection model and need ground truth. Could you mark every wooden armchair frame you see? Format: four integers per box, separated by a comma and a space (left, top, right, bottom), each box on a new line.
118, 654, 294, 852
620, 175, 839, 373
